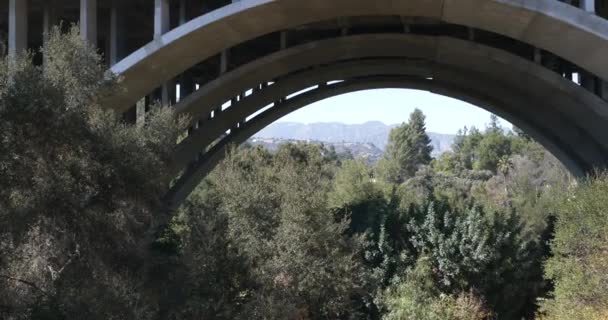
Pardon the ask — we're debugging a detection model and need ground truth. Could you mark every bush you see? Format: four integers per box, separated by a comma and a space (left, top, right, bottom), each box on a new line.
539, 174, 608, 320
0, 26, 186, 319
381, 257, 492, 320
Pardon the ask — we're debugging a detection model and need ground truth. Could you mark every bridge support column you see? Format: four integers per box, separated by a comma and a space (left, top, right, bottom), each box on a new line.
110, 0, 126, 66
80, 0, 97, 44
43, 1, 56, 42
533, 48, 542, 64
155, 0, 170, 36
220, 50, 229, 74
8, 0, 28, 57
580, 0, 596, 13
136, 99, 146, 127
600, 79, 608, 100
155, 0, 173, 106
179, 0, 196, 100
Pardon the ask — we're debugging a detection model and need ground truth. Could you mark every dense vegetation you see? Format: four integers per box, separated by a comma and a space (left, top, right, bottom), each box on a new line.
1, 29, 607, 320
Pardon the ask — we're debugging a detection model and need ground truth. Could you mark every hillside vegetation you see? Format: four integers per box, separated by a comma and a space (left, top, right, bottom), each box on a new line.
1, 28, 607, 320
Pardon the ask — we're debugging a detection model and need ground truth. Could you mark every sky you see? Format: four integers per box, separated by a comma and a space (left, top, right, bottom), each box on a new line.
275, 89, 511, 134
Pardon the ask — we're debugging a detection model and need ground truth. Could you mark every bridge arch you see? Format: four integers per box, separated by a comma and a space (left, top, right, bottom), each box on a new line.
106, 0, 608, 112
13, 0, 600, 206
162, 33, 608, 207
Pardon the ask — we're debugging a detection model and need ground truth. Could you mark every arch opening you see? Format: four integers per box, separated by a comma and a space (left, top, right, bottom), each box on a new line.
164, 67, 603, 207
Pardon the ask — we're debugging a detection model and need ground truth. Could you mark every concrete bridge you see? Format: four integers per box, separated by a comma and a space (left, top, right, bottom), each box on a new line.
4, 0, 608, 207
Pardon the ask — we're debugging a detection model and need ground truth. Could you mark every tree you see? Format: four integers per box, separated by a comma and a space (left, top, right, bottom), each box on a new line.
402, 198, 543, 319
486, 114, 503, 135
452, 126, 483, 170
0, 26, 187, 319
329, 159, 406, 294
473, 131, 512, 172
539, 174, 608, 320
380, 257, 493, 320
205, 143, 372, 319
377, 109, 433, 184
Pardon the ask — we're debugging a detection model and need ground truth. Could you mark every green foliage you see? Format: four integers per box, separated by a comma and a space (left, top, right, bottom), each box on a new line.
452, 126, 483, 170
539, 174, 608, 320
380, 257, 493, 320
402, 198, 542, 319
473, 131, 512, 172
0, 26, 187, 319
432, 152, 462, 175
378, 109, 433, 183
201, 143, 371, 319
330, 159, 382, 208
0, 28, 582, 320
163, 189, 250, 319
329, 159, 404, 291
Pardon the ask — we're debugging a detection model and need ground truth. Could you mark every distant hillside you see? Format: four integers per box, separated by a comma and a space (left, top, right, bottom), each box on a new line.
254, 121, 456, 157
249, 137, 384, 164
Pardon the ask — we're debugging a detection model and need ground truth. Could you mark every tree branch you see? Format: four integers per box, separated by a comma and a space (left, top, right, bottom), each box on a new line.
0, 274, 49, 296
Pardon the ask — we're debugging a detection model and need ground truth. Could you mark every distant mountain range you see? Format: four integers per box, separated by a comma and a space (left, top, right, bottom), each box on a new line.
249, 137, 385, 164
253, 121, 456, 157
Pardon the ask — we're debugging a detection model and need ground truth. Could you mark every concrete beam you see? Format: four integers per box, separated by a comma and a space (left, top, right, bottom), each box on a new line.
80, 0, 97, 44
175, 35, 438, 121
9, 0, 28, 57
106, 0, 608, 113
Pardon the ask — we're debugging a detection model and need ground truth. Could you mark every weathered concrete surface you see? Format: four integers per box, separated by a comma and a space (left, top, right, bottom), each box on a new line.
106, 0, 608, 112
170, 35, 608, 172
174, 59, 601, 172
174, 35, 439, 121
164, 73, 592, 207
165, 59, 608, 207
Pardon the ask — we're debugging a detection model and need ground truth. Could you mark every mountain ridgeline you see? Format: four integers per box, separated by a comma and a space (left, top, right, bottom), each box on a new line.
254, 121, 455, 156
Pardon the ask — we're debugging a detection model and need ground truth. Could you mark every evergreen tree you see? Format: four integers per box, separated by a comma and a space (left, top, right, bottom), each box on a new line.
380, 257, 493, 320
402, 198, 542, 319
540, 174, 608, 320
377, 109, 433, 184
0, 26, 187, 319
206, 143, 372, 319
452, 126, 483, 170
487, 114, 503, 135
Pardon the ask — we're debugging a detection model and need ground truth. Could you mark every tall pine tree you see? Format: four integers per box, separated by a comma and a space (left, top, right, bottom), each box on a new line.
377, 109, 433, 183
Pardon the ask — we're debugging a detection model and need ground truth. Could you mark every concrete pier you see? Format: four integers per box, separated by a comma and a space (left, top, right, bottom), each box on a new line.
80, 0, 97, 44
8, 0, 27, 56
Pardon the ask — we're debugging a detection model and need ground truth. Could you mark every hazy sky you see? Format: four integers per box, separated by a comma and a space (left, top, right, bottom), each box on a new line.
276, 89, 511, 134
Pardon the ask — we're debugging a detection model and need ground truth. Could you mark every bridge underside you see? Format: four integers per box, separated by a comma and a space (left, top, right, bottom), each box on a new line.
163, 32, 608, 207
3, 0, 608, 207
